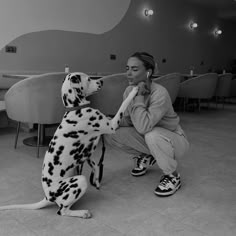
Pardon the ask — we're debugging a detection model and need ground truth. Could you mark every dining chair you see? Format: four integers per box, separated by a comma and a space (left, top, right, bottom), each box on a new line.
0, 100, 8, 128
214, 73, 233, 108
88, 73, 128, 117
230, 76, 236, 100
4, 72, 66, 157
178, 73, 218, 111
152, 73, 181, 104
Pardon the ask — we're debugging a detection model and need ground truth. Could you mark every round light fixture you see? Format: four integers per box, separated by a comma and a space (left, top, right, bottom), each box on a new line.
189, 22, 198, 29
215, 29, 222, 35
144, 9, 154, 17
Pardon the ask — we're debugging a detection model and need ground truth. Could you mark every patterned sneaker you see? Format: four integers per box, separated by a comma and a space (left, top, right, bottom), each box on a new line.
154, 173, 181, 197
131, 154, 156, 177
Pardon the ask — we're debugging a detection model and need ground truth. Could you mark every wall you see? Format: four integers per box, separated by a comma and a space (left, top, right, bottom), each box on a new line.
0, 0, 235, 74
0, 0, 130, 47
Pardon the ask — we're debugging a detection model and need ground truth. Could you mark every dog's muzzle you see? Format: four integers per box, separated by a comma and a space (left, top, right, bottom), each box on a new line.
96, 79, 103, 90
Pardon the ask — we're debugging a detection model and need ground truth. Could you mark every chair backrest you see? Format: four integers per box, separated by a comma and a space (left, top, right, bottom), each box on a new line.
215, 73, 233, 97
152, 73, 181, 103
5, 72, 67, 124
0, 70, 51, 89
230, 77, 236, 97
88, 73, 128, 116
178, 73, 218, 99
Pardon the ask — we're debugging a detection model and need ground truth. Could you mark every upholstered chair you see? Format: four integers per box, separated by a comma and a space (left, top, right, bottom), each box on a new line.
88, 73, 128, 117
178, 73, 218, 111
152, 73, 181, 104
230, 76, 236, 99
4, 72, 67, 157
214, 73, 233, 108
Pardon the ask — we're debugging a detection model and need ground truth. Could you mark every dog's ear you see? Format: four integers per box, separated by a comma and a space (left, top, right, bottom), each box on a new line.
61, 73, 89, 108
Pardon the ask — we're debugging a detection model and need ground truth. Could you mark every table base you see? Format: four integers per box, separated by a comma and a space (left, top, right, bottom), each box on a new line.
23, 136, 52, 147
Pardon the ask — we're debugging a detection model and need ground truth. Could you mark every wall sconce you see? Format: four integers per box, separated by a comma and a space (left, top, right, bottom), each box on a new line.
144, 9, 154, 17
189, 22, 198, 29
215, 29, 222, 36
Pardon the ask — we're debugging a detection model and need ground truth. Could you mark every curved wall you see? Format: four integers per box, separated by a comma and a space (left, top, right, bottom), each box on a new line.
0, 0, 130, 49
0, 0, 235, 74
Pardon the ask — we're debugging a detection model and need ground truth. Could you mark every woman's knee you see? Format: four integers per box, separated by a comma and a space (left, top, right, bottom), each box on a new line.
104, 127, 132, 146
104, 133, 119, 147
144, 130, 155, 144
145, 129, 172, 146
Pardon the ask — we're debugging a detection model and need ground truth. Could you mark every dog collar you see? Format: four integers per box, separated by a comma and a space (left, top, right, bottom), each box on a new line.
65, 104, 89, 112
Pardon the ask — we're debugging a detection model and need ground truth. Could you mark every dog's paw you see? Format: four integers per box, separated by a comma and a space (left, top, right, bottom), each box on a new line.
95, 180, 100, 190
89, 171, 101, 189
89, 165, 103, 189
89, 171, 97, 186
81, 210, 92, 219
129, 86, 139, 98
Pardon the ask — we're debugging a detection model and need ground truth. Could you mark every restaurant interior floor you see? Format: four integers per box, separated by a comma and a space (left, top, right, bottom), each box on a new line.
0, 102, 235, 236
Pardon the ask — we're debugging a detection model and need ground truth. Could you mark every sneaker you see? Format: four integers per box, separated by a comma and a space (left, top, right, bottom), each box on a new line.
154, 173, 181, 197
131, 154, 156, 177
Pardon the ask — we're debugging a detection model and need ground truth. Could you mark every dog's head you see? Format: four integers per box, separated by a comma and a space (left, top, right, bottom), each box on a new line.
61, 72, 103, 108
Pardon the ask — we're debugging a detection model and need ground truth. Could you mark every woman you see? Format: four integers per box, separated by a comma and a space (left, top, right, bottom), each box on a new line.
104, 52, 189, 197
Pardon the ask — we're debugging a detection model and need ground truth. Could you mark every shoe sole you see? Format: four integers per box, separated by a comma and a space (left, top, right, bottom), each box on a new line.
149, 158, 156, 166
154, 182, 181, 197
131, 170, 147, 177
131, 156, 156, 177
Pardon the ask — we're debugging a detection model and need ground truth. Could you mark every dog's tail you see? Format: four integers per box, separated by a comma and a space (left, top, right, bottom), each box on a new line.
0, 198, 54, 210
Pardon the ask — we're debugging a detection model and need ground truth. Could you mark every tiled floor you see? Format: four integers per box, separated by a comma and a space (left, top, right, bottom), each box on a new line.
0, 103, 236, 236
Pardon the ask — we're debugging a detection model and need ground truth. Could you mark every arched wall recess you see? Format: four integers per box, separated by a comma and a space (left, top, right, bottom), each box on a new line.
0, 0, 131, 49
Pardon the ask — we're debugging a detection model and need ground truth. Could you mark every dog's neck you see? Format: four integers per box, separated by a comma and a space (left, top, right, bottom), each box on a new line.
65, 102, 91, 112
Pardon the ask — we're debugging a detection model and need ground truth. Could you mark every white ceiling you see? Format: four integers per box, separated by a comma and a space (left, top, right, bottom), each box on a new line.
186, 0, 236, 21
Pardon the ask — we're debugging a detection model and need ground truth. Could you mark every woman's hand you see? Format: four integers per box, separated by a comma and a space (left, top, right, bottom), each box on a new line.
136, 81, 150, 96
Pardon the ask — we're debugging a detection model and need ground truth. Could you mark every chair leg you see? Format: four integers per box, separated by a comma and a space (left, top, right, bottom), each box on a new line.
183, 98, 185, 112
37, 124, 41, 158
183, 98, 187, 112
198, 98, 201, 112
14, 122, 21, 149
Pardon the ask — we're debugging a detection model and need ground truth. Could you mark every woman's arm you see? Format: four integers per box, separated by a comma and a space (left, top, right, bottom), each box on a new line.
130, 85, 169, 134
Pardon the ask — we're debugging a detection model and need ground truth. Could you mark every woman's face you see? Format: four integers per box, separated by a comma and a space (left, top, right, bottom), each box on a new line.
126, 57, 148, 86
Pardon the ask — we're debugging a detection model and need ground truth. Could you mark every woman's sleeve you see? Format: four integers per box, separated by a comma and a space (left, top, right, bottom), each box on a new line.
129, 89, 169, 134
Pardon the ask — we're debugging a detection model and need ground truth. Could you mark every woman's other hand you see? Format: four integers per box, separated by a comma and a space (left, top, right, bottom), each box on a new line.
137, 81, 150, 96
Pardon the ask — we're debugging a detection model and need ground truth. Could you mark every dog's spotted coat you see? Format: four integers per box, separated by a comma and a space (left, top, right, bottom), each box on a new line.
0, 72, 138, 218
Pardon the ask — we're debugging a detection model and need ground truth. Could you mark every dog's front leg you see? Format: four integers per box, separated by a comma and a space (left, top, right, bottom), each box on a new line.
111, 86, 138, 131
87, 158, 100, 189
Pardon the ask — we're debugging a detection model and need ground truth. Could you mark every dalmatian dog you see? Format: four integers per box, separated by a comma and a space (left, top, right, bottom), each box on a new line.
0, 72, 138, 218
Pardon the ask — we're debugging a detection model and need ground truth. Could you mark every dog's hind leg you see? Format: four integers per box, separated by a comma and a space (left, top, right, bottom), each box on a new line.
53, 175, 91, 218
